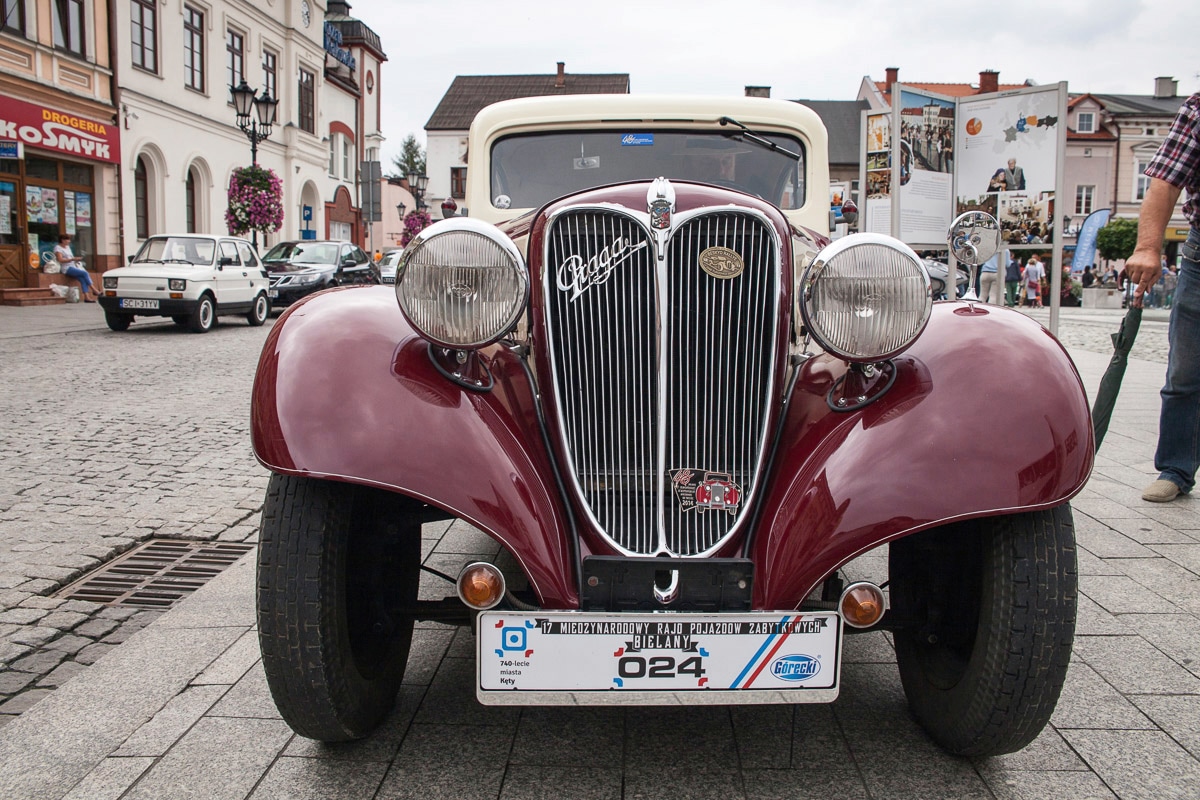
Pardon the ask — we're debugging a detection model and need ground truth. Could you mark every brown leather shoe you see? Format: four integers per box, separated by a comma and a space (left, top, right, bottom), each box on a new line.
1142, 479, 1182, 502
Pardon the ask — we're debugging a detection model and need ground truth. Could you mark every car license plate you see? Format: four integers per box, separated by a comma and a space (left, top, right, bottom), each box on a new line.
119, 298, 159, 310
268, 289, 278, 299
477, 611, 840, 704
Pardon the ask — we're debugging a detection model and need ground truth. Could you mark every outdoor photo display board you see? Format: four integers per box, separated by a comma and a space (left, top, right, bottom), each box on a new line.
860, 111, 891, 235
954, 83, 1066, 252
893, 86, 956, 246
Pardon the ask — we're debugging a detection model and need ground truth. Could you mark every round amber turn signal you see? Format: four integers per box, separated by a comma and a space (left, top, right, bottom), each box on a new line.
839, 582, 886, 629
457, 562, 506, 610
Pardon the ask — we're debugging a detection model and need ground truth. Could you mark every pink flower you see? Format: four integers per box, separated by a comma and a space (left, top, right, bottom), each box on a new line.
226, 166, 284, 236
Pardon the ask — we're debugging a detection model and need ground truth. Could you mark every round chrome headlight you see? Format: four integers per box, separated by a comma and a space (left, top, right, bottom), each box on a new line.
396, 218, 529, 349
800, 233, 931, 362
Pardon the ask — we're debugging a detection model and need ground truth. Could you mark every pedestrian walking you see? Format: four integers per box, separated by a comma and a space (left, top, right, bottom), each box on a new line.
1123, 91, 1200, 502
979, 252, 999, 303
1004, 251, 1021, 306
1023, 254, 1045, 308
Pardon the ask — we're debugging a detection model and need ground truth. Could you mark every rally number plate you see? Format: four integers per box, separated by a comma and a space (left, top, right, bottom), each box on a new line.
477, 611, 841, 705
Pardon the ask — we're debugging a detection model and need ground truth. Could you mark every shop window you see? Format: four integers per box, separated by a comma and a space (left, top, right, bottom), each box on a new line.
131, 0, 157, 73
450, 167, 466, 199
62, 162, 92, 187
52, 0, 86, 57
184, 5, 205, 92
26, 156, 59, 182
2, 0, 26, 36
226, 28, 244, 102
298, 67, 315, 134
135, 157, 149, 239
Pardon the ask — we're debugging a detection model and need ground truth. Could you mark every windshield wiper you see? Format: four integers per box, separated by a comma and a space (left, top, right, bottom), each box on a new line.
718, 117, 801, 162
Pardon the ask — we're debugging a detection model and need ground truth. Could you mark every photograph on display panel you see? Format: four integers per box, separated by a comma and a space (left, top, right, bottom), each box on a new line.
956, 85, 1062, 248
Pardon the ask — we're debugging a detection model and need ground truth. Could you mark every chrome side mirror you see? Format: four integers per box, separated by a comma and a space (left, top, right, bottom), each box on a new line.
947, 211, 1000, 301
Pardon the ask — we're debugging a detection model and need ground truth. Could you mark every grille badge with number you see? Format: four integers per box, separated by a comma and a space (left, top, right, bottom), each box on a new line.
699, 247, 745, 279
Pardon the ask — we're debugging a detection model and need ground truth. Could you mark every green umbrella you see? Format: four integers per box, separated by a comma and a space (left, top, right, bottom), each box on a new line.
1091, 302, 1143, 450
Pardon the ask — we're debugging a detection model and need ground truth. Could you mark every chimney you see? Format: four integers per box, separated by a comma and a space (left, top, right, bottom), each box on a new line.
744, 86, 770, 98
885, 67, 899, 94
979, 70, 999, 94
1154, 76, 1178, 99
555, 61, 565, 89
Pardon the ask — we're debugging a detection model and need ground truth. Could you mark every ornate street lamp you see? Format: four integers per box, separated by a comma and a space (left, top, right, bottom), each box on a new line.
230, 80, 278, 246
396, 202, 406, 219
406, 170, 428, 211
231, 79, 278, 167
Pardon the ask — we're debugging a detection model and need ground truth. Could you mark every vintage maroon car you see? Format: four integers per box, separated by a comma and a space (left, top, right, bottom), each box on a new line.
250, 95, 1092, 756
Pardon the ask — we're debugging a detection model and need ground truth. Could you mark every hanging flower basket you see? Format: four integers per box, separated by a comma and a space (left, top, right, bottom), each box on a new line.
400, 210, 432, 246
225, 165, 284, 237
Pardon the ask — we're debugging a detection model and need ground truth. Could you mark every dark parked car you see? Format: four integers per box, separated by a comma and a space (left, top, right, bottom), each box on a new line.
250, 95, 1093, 758
262, 240, 378, 308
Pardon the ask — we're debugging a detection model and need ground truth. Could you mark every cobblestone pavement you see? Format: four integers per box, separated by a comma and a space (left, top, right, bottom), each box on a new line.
2, 300, 1200, 799
0, 305, 269, 723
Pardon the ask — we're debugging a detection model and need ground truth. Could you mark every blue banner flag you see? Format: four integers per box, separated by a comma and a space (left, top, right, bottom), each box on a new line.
1072, 208, 1111, 272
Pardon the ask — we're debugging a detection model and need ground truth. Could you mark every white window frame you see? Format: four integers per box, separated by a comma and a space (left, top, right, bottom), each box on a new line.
1075, 184, 1094, 216
1136, 158, 1152, 202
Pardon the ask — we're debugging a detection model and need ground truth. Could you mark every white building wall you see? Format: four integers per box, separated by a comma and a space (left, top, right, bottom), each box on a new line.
116, 0, 335, 251
425, 131, 467, 217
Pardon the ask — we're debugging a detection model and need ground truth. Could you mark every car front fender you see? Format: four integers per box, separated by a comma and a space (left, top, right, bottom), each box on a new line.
251, 286, 577, 607
751, 302, 1094, 608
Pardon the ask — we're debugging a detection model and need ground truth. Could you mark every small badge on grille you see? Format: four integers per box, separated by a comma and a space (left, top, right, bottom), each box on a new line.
669, 469, 742, 515
650, 200, 671, 230
699, 247, 744, 279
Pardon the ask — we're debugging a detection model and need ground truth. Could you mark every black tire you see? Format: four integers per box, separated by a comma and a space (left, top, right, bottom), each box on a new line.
104, 311, 132, 331
246, 293, 269, 326
257, 473, 421, 741
189, 294, 216, 333
172, 315, 189, 326
889, 505, 1077, 757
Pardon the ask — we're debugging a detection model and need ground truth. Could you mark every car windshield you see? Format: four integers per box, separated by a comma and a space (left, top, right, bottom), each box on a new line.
489, 129, 806, 211
263, 242, 340, 265
133, 237, 217, 265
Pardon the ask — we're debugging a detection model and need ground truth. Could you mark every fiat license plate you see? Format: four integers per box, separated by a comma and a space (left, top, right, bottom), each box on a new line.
119, 298, 159, 309
477, 611, 841, 705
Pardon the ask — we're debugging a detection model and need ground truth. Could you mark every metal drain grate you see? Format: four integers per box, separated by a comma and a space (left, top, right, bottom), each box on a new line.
55, 539, 255, 608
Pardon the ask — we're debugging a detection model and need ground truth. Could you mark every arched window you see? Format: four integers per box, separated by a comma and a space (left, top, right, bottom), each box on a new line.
185, 168, 197, 233
135, 156, 149, 239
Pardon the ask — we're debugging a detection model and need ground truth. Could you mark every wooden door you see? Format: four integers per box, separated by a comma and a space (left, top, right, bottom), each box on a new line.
0, 179, 24, 288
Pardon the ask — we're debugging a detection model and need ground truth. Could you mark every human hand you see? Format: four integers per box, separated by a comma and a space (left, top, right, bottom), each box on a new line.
1124, 248, 1162, 293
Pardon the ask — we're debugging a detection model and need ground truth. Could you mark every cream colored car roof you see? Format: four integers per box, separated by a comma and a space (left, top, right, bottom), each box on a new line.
465, 94, 831, 232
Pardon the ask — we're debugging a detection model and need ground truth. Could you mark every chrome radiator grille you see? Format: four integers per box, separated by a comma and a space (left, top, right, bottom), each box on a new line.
544, 207, 779, 557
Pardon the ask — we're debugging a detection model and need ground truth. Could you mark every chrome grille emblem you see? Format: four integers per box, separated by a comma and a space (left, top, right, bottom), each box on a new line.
698, 246, 745, 279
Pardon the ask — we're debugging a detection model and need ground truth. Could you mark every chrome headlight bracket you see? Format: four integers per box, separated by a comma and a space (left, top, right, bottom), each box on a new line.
826, 361, 898, 412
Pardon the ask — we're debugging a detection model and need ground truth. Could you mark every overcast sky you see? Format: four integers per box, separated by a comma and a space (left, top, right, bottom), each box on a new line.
348, 0, 1200, 169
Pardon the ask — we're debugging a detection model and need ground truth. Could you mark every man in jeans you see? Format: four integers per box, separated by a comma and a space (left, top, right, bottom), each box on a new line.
1125, 92, 1200, 502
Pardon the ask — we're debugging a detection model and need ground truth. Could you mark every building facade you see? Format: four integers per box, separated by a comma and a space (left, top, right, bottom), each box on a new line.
114, 0, 384, 256
0, 0, 122, 289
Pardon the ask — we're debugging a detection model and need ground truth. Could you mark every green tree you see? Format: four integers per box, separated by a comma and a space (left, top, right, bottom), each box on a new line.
1096, 217, 1139, 263
389, 133, 426, 178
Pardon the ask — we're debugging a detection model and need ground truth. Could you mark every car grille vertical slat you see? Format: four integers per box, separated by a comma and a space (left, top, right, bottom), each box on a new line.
545, 206, 778, 556
546, 210, 658, 555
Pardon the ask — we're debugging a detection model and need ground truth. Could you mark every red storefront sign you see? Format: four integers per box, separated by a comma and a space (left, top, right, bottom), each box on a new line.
0, 95, 119, 164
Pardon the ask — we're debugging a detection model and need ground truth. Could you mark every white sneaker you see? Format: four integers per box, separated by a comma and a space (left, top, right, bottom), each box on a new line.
1142, 479, 1182, 503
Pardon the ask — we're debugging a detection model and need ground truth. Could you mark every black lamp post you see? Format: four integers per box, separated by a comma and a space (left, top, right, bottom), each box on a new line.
230, 79, 279, 247
406, 170, 429, 211
396, 202, 406, 245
